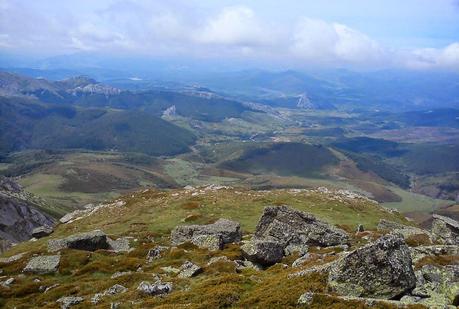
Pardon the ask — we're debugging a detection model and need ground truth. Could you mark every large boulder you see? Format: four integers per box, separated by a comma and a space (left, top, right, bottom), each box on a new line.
31, 225, 54, 239
48, 230, 109, 252
431, 214, 459, 245
241, 239, 284, 266
253, 205, 349, 249
328, 234, 416, 299
171, 218, 241, 247
23, 255, 60, 274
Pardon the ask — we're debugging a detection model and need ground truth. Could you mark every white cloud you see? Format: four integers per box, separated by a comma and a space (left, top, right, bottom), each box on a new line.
195, 6, 271, 47
1, 0, 458, 71
291, 18, 386, 65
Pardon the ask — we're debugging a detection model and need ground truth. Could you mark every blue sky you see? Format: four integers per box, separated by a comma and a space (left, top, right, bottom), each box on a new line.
1, 0, 459, 70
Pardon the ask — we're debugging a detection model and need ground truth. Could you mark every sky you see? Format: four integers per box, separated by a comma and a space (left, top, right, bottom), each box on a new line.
1, 0, 459, 71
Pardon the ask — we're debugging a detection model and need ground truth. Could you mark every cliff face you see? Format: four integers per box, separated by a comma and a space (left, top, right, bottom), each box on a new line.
0, 177, 54, 248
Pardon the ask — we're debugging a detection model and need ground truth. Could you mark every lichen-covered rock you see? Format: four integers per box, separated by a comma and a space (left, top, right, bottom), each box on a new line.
297, 292, 314, 305
241, 240, 284, 266
137, 281, 173, 296
431, 214, 459, 245
107, 237, 131, 253
191, 234, 223, 251
56, 296, 84, 309
410, 245, 459, 263
177, 261, 203, 278
31, 225, 54, 239
377, 219, 432, 242
328, 234, 416, 299
171, 218, 241, 247
253, 206, 348, 250
146, 246, 169, 262
23, 255, 60, 274
48, 230, 109, 252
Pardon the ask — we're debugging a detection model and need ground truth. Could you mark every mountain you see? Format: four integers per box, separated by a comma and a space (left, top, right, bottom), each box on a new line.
0, 177, 54, 250
0, 96, 196, 156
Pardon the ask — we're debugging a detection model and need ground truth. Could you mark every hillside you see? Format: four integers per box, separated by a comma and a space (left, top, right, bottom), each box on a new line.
0, 96, 196, 156
0, 186, 457, 308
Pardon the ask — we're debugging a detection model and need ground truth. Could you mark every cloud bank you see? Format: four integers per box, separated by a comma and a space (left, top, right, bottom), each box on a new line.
1, 0, 458, 70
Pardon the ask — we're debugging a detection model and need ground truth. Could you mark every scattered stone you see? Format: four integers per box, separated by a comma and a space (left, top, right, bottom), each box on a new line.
207, 256, 230, 266
234, 259, 263, 272
431, 214, 459, 245
41, 283, 59, 293
160, 266, 180, 274
106, 284, 128, 295
107, 237, 131, 253
110, 303, 120, 309
23, 255, 60, 274
111, 271, 132, 279
31, 225, 54, 238
48, 230, 109, 252
292, 253, 315, 268
191, 234, 224, 251
356, 224, 364, 232
283, 243, 309, 256
410, 245, 459, 263
289, 260, 337, 278
253, 206, 349, 252
241, 240, 284, 266
0, 253, 25, 264
56, 296, 84, 309
137, 281, 173, 296
328, 234, 416, 299
147, 246, 169, 262
377, 219, 432, 241
171, 218, 242, 247
178, 261, 203, 278
2, 277, 14, 287
297, 292, 314, 305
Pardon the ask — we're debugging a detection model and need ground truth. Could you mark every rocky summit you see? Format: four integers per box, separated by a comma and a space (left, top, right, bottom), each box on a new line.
0, 187, 458, 308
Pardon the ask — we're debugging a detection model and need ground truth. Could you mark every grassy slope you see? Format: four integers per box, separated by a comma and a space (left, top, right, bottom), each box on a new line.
0, 187, 418, 309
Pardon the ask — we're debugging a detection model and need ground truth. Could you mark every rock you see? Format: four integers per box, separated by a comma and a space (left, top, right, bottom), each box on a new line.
0, 252, 25, 264
432, 214, 459, 245
161, 266, 180, 274
137, 281, 173, 296
283, 243, 309, 256
356, 224, 364, 232
241, 240, 284, 266
111, 271, 132, 279
191, 234, 224, 251
2, 277, 14, 287
377, 219, 432, 241
48, 230, 109, 252
410, 245, 459, 263
40, 283, 59, 293
147, 246, 169, 262
31, 225, 54, 238
207, 256, 231, 266
234, 259, 263, 272
171, 218, 242, 247
106, 284, 128, 295
328, 234, 416, 299
253, 206, 348, 251
292, 253, 316, 268
178, 261, 203, 278
297, 292, 314, 305
107, 237, 131, 253
56, 296, 84, 309
110, 303, 120, 309
410, 264, 459, 307
23, 255, 60, 274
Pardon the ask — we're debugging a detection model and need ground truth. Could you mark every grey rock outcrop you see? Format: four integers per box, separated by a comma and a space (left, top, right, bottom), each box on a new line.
377, 219, 432, 241
147, 246, 169, 262
178, 261, 203, 278
137, 281, 173, 296
56, 296, 84, 309
0, 177, 54, 246
171, 218, 242, 248
23, 255, 60, 274
48, 230, 109, 252
431, 214, 459, 245
328, 234, 416, 299
31, 226, 54, 239
253, 206, 349, 249
241, 240, 284, 266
